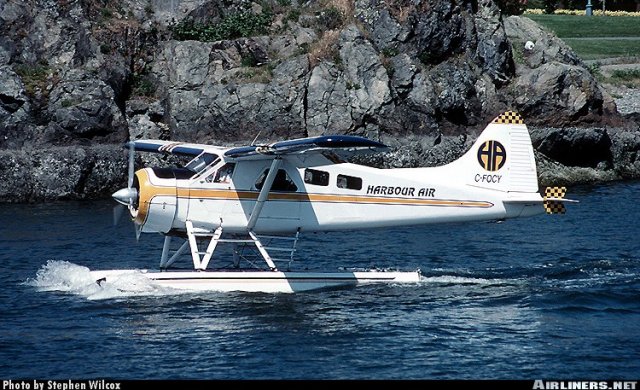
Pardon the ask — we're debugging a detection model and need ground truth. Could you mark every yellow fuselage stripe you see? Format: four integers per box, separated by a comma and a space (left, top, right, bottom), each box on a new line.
180, 188, 491, 207
135, 173, 493, 222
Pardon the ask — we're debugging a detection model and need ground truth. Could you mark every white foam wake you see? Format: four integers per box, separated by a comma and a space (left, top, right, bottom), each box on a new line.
26, 260, 178, 300
420, 275, 515, 286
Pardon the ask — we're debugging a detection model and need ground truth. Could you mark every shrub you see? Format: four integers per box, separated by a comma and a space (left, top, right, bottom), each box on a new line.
544, 0, 557, 14
241, 53, 258, 67
286, 8, 301, 23
610, 69, 640, 86
418, 50, 433, 65
317, 7, 344, 30
381, 47, 399, 57
14, 64, 50, 97
170, 11, 273, 42
495, 0, 527, 15
132, 75, 156, 97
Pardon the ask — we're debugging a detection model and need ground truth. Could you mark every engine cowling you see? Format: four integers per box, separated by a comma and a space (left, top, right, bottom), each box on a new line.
113, 168, 178, 234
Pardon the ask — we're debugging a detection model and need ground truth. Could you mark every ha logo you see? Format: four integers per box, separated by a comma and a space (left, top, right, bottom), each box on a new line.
477, 140, 506, 172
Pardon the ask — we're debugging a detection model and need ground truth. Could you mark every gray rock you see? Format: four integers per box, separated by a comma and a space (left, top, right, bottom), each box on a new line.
473, 0, 514, 84
513, 62, 616, 126
531, 127, 612, 168
355, 0, 408, 49
535, 151, 619, 186
609, 129, 640, 179
339, 25, 391, 127
306, 62, 351, 136
0, 145, 126, 203
0, 36, 15, 65
389, 53, 417, 92
47, 69, 128, 144
154, 40, 217, 89
378, 133, 471, 168
0, 66, 27, 118
153, 37, 309, 142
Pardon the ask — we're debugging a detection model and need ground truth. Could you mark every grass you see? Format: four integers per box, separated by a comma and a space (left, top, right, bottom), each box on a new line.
562, 38, 640, 60
526, 15, 640, 38
525, 14, 640, 61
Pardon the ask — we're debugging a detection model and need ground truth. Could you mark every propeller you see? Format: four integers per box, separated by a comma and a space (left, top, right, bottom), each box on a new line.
112, 142, 141, 240
113, 204, 125, 226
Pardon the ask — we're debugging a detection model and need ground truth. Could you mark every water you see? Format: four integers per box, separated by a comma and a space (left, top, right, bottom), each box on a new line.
1, 182, 639, 379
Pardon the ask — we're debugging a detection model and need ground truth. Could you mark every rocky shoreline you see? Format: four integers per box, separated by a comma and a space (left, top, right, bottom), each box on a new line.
1, 0, 639, 203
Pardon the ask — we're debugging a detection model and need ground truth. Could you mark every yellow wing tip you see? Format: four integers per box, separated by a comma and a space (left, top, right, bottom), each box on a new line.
492, 111, 525, 125
543, 186, 568, 215
544, 186, 567, 199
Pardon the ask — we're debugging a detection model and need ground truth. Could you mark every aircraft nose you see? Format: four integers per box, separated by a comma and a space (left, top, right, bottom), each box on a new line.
112, 187, 138, 206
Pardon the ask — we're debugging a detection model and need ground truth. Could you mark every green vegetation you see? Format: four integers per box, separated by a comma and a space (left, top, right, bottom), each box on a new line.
418, 50, 434, 65
526, 14, 640, 61
494, 0, 527, 15
345, 81, 361, 90
510, 38, 526, 64
381, 47, 399, 57
586, 63, 603, 79
609, 68, 640, 86
241, 53, 258, 67
296, 42, 310, 55
526, 15, 640, 37
316, 7, 344, 30
60, 99, 77, 108
237, 66, 273, 83
100, 8, 113, 19
562, 38, 640, 60
14, 63, 50, 97
611, 68, 640, 80
285, 8, 301, 23
99, 43, 112, 54
132, 75, 156, 97
170, 11, 273, 42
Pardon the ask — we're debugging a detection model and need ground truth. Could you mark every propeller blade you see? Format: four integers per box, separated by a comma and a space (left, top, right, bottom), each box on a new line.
127, 141, 135, 189
135, 223, 141, 241
113, 205, 125, 226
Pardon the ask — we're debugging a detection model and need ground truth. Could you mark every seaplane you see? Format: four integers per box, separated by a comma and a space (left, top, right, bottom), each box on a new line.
93, 111, 574, 293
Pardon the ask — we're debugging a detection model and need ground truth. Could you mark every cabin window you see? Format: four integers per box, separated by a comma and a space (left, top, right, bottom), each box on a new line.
213, 163, 236, 183
337, 174, 362, 190
304, 169, 329, 186
185, 153, 219, 174
255, 169, 298, 192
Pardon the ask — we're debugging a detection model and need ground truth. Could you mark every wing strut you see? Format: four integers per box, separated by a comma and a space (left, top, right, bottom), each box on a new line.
247, 157, 282, 231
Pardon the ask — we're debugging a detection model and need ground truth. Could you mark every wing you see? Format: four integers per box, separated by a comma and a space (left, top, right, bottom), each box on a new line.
224, 135, 388, 160
126, 140, 212, 157
126, 136, 387, 165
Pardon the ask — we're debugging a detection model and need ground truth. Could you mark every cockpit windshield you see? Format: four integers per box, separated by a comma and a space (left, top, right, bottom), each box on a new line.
185, 153, 219, 174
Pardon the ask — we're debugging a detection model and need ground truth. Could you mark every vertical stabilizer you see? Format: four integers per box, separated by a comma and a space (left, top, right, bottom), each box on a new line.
446, 111, 539, 194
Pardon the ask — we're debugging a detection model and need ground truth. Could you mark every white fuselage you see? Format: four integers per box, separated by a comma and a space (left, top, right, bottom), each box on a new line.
135, 159, 544, 235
